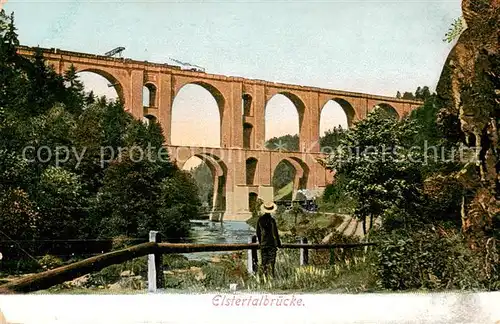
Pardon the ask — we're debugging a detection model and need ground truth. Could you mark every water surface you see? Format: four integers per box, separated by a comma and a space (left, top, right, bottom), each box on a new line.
184, 220, 255, 260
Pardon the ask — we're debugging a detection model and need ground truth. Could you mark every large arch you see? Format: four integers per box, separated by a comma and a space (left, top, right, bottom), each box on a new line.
288, 156, 310, 192
172, 81, 226, 117
265, 92, 305, 152
181, 152, 227, 214
77, 68, 125, 103
320, 98, 355, 128
171, 83, 223, 147
272, 156, 308, 201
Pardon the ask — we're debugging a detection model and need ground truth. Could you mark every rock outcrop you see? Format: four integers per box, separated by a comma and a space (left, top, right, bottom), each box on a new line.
436, 0, 499, 246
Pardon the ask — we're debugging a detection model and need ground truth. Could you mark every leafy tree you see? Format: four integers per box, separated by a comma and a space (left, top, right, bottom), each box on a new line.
326, 109, 425, 234
0, 188, 38, 241
190, 162, 214, 207
96, 148, 168, 238
63, 64, 85, 114
23, 48, 67, 117
85, 90, 96, 106
272, 160, 295, 200
0, 12, 199, 250
33, 166, 86, 240
266, 134, 299, 152
157, 170, 201, 241
415, 86, 432, 101
402, 92, 415, 100
319, 126, 346, 151
396, 91, 402, 99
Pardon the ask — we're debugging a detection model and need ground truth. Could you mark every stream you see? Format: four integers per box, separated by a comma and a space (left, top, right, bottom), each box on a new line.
183, 220, 255, 260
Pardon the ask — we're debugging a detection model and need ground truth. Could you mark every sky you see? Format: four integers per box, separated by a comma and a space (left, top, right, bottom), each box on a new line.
3, 0, 462, 148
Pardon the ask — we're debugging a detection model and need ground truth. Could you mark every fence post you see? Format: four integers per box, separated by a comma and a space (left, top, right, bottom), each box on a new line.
329, 248, 335, 265
247, 235, 258, 274
148, 230, 163, 292
299, 237, 308, 266
252, 235, 258, 272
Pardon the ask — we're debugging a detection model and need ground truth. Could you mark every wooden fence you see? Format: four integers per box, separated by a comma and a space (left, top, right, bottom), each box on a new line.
0, 231, 376, 294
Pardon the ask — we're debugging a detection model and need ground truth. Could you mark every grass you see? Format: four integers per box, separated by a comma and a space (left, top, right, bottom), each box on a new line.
33, 247, 377, 294
32, 210, 366, 295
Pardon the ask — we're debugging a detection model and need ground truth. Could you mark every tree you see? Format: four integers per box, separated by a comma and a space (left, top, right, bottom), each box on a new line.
157, 170, 201, 241
326, 109, 425, 234
319, 126, 346, 151
24, 47, 67, 116
402, 92, 415, 100
396, 91, 402, 99
190, 162, 214, 207
0, 10, 201, 256
33, 167, 86, 240
415, 86, 422, 100
63, 64, 85, 114
96, 149, 167, 238
266, 134, 299, 152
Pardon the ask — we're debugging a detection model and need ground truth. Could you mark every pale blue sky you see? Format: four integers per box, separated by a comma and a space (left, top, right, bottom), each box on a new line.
4, 0, 461, 147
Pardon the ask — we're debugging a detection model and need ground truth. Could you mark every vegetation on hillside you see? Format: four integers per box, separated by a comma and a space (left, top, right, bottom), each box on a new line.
0, 11, 200, 273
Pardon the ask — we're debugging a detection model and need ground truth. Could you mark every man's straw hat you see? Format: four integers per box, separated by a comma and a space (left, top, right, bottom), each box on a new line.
260, 201, 277, 214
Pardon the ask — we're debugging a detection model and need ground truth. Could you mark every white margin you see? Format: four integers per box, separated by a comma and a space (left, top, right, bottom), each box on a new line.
0, 292, 499, 324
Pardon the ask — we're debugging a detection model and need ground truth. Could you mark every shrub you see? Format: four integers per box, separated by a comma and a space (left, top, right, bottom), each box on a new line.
89, 256, 148, 287
38, 255, 63, 270
373, 228, 489, 291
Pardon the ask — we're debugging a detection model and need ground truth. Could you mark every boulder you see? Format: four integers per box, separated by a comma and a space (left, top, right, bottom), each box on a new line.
66, 274, 90, 288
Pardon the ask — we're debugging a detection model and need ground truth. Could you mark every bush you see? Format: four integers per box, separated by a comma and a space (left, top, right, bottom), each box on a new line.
34, 166, 86, 240
89, 257, 148, 287
373, 228, 490, 291
38, 254, 64, 270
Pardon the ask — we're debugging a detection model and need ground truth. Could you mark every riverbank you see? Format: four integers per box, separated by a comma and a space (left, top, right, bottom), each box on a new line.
3, 213, 376, 294
33, 246, 377, 294
32, 209, 376, 294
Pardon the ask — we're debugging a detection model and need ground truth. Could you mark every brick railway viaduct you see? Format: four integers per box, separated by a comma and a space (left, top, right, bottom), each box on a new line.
17, 46, 423, 221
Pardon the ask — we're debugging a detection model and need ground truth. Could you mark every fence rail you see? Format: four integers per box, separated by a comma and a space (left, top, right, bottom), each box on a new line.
0, 231, 376, 294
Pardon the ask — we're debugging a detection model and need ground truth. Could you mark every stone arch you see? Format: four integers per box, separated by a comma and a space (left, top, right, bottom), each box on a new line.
272, 156, 308, 201
246, 157, 258, 185
171, 82, 225, 147
143, 83, 157, 107
265, 92, 306, 150
181, 152, 227, 214
320, 98, 356, 128
77, 68, 125, 105
278, 91, 306, 131
373, 103, 399, 119
289, 156, 310, 193
242, 93, 253, 116
243, 122, 254, 149
173, 81, 226, 117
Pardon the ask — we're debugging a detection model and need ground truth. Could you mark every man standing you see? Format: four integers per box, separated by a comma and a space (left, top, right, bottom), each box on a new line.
256, 201, 282, 277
